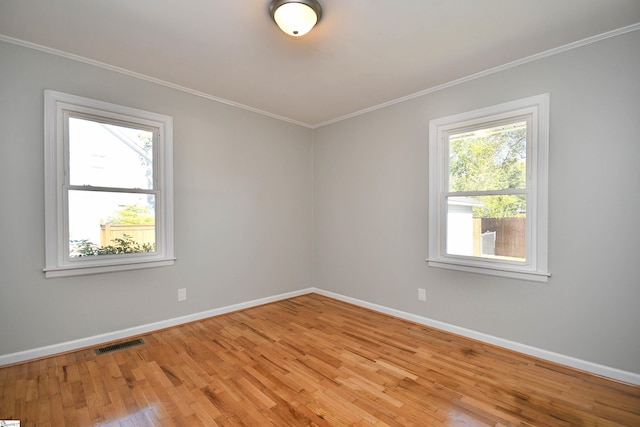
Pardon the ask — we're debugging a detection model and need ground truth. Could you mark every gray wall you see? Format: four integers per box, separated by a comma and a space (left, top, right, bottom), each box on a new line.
313, 30, 640, 374
0, 41, 313, 355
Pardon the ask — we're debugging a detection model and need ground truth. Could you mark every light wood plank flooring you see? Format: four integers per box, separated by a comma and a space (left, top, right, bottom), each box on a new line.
1, 294, 639, 426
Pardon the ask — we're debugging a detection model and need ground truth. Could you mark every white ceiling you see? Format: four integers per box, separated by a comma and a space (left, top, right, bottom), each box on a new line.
1, 0, 639, 127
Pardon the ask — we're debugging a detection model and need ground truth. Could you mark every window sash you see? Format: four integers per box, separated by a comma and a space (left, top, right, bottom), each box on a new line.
444, 196, 527, 264
62, 111, 161, 262
63, 188, 160, 263
64, 111, 158, 191
445, 116, 530, 193
441, 115, 533, 266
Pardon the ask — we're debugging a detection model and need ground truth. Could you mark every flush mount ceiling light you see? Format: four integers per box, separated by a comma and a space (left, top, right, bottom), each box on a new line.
269, 0, 322, 37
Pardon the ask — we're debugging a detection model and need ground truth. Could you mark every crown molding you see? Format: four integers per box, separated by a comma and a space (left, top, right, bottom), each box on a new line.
312, 23, 640, 128
2, 23, 638, 129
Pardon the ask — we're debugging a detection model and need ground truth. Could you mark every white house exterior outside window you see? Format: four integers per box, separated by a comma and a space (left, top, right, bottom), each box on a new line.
44, 91, 175, 278
428, 94, 550, 282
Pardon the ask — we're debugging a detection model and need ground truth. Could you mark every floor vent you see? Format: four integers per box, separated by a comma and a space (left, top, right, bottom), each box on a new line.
95, 338, 144, 355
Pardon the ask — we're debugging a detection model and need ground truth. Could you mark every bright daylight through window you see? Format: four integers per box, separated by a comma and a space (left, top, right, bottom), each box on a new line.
428, 94, 550, 282
44, 91, 174, 277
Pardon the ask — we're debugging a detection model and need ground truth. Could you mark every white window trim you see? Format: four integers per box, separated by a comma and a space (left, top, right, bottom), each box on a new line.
44, 90, 175, 278
428, 94, 550, 282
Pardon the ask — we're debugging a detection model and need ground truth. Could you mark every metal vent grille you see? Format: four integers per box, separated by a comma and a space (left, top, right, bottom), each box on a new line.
95, 338, 144, 355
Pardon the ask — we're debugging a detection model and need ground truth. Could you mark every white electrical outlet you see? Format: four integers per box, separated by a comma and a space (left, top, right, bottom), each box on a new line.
418, 288, 426, 301
178, 288, 187, 301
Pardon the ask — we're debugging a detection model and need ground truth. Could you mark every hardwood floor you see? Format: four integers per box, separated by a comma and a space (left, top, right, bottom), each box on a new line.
1, 294, 639, 426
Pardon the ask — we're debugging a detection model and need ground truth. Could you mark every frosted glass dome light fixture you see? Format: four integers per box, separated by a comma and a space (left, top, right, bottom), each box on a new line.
269, 0, 322, 37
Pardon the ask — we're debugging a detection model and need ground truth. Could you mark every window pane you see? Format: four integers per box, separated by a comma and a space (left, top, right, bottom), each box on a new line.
68, 117, 153, 189
446, 195, 526, 261
448, 121, 526, 192
68, 190, 156, 257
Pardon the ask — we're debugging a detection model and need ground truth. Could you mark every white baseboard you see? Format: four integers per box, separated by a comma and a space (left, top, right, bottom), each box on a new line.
311, 288, 640, 386
2, 286, 639, 386
0, 288, 312, 367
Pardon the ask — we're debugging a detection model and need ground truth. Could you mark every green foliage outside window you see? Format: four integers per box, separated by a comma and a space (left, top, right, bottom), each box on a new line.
73, 234, 155, 257
449, 124, 526, 218
107, 204, 155, 225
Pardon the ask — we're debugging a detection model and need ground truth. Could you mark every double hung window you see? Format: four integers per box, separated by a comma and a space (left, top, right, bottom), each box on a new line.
44, 91, 174, 277
428, 94, 550, 282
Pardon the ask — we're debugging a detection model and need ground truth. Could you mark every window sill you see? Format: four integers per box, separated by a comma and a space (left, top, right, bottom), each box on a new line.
427, 259, 550, 283
44, 258, 176, 278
